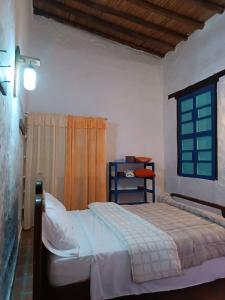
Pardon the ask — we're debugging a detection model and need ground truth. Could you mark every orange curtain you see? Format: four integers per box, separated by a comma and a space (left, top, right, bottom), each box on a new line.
64, 116, 107, 210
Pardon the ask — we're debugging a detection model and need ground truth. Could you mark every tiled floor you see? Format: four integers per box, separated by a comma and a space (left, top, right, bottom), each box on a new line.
11, 230, 33, 300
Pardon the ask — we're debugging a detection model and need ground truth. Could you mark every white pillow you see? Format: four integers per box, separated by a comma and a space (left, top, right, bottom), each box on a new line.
42, 203, 79, 255
42, 231, 79, 257
44, 192, 66, 211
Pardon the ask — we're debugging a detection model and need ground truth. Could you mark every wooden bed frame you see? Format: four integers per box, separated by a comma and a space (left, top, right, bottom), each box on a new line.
33, 181, 225, 300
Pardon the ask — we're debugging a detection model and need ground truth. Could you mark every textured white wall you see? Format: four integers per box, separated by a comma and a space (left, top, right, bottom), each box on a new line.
28, 16, 165, 195
0, 1, 32, 299
164, 14, 225, 205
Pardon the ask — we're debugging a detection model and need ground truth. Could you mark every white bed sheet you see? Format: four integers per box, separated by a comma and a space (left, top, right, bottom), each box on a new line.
48, 211, 94, 285
48, 210, 225, 300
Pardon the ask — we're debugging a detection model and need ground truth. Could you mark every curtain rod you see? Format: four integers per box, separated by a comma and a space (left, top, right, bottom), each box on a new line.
24, 112, 108, 120
168, 68, 225, 100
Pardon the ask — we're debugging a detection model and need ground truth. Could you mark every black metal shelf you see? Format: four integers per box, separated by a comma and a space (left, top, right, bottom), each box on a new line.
111, 176, 154, 180
110, 188, 154, 194
111, 161, 154, 165
109, 161, 155, 204
119, 201, 147, 205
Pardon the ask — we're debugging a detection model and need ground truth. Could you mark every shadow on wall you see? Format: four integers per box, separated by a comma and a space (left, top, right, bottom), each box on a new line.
106, 122, 117, 201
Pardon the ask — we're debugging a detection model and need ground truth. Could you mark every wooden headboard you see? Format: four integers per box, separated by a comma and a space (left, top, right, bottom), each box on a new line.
33, 181, 90, 300
170, 193, 225, 218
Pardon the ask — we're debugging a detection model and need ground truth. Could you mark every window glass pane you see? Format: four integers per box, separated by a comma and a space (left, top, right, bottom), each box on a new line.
182, 122, 194, 135
182, 152, 192, 161
198, 151, 212, 161
196, 91, 211, 108
196, 118, 212, 132
197, 163, 212, 176
198, 106, 211, 118
197, 136, 212, 150
182, 162, 194, 174
181, 112, 192, 122
182, 139, 194, 151
181, 98, 193, 112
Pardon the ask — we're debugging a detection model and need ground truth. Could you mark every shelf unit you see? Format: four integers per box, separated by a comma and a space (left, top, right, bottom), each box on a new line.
109, 161, 155, 205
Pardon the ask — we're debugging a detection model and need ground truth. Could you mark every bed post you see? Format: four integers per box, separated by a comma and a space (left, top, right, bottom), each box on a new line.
33, 181, 44, 300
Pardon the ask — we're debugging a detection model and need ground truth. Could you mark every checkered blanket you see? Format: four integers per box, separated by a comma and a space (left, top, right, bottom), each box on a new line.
125, 195, 225, 269
89, 202, 181, 283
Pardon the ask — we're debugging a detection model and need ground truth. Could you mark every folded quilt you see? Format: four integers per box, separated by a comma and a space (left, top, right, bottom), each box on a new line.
88, 202, 181, 283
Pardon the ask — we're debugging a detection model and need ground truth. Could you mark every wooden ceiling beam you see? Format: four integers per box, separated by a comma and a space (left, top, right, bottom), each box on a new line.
37, 0, 175, 50
187, 0, 225, 14
129, 0, 205, 30
69, 0, 188, 41
33, 7, 165, 57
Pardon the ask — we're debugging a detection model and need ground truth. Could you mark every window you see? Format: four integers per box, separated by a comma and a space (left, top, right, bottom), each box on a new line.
177, 84, 217, 180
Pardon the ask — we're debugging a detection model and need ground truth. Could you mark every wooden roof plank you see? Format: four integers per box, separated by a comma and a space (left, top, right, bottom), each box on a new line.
33, 0, 222, 57
33, 7, 165, 57
129, 0, 205, 29
38, 0, 175, 50
69, 0, 188, 41
188, 0, 225, 13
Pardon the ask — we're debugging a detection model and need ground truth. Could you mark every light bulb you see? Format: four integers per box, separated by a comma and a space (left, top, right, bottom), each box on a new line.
24, 67, 36, 91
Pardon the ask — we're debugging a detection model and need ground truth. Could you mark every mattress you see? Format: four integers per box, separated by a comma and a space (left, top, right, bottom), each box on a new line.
47, 208, 225, 300
48, 251, 92, 285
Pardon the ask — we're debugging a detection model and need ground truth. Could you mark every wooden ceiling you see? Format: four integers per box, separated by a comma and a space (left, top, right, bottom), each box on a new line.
33, 0, 225, 57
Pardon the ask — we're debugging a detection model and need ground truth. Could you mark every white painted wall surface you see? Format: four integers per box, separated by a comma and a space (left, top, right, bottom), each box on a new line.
0, 1, 32, 298
15, 0, 33, 110
164, 14, 225, 205
28, 16, 165, 195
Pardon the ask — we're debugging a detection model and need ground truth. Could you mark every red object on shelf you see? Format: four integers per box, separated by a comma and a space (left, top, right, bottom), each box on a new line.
135, 157, 152, 163
134, 169, 155, 178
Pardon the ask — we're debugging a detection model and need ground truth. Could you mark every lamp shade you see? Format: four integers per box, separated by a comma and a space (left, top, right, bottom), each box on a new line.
24, 67, 36, 91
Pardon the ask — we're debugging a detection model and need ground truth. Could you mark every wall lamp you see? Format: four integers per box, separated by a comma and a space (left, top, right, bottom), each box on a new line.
14, 46, 40, 96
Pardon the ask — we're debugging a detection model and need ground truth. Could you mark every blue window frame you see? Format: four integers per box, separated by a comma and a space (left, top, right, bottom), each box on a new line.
177, 84, 217, 180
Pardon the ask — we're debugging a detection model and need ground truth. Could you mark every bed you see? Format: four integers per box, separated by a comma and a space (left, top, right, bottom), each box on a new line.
33, 181, 225, 300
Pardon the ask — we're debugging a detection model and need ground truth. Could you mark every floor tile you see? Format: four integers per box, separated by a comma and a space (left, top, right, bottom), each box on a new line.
11, 230, 33, 300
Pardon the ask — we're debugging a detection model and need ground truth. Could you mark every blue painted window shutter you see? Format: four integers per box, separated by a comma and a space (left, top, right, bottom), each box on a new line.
177, 84, 217, 180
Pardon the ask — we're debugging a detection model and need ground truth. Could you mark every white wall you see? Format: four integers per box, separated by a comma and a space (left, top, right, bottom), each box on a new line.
28, 16, 165, 195
15, 0, 33, 110
164, 14, 225, 205
0, 1, 32, 299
